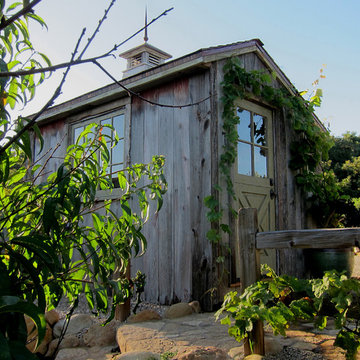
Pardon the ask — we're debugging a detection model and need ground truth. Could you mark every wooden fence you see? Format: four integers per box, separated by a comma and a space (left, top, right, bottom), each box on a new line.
236, 208, 360, 356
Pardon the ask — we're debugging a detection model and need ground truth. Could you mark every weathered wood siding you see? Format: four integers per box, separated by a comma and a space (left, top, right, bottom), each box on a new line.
214, 53, 308, 281
33, 119, 68, 182
130, 72, 213, 306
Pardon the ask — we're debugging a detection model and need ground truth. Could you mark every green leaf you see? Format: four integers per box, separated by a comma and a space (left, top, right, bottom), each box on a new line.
0, 297, 46, 348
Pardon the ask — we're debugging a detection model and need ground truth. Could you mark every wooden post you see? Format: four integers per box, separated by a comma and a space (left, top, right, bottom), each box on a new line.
114, 261, 131, 322
237, 208, 264, 356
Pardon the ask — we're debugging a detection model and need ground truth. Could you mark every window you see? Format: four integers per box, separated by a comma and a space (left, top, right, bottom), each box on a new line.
237, 108, 269, 178
72, 110, 125, 188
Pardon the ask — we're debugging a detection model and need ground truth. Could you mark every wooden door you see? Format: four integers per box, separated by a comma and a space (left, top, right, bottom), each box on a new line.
233, 100, 276, 275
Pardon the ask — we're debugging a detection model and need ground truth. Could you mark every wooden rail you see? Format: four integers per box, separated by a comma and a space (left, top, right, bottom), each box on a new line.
236, 208, 360, 356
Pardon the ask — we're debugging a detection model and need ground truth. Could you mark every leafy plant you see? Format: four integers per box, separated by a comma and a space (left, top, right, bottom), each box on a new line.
0, 1, 167, 358
216, 265, 360, 359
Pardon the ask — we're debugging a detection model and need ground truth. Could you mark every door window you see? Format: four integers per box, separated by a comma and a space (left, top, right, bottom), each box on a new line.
237, 108, 269, 178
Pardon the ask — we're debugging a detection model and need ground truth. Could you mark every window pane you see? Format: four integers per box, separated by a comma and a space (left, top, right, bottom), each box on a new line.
253, 114, 266, 146
112, 140, 124, 165
74, 126, 84, 144
254, 146, 267, 178
114, 114, 124, 139
101, 118, 112, 139
112, 164, 123, 174
237, 109, 251, 142
237, 142, 252, 176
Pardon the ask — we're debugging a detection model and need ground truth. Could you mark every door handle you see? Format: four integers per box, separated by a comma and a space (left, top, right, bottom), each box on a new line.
270, 189, 276, 199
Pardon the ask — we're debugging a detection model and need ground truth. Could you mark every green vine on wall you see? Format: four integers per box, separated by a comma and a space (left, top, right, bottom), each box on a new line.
205, 57, 337, 265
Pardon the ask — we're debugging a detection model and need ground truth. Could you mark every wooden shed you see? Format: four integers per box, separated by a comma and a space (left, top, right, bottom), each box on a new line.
35, 39, 315, 310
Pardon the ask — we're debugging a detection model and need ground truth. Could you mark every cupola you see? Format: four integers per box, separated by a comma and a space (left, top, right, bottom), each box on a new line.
119, 10, 172, 78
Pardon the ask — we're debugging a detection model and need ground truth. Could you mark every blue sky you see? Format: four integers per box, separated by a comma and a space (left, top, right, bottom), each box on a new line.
21, 0, 360, 136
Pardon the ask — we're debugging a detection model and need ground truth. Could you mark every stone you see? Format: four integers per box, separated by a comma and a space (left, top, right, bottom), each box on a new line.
54, 347, 89, 360
116, 324, 175, 354
113, 351, 161, 359
25, 316, 53, 354
53, 313, 96, 338
164, 303, 193, 319
83, 319, 121, 347
36, 323, 53, 355
244, 355, 264, 360
265, 336, 283, 354
228, 346, 244, 360
46, 335, 80, 357
127, 309, 162, 323
55, 346, 115, 360
176, 345, 231, 359
45, 309, 60, 326
188, 301, 201, 314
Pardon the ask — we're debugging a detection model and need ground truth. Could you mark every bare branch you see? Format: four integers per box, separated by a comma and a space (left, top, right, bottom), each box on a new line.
77, 0, 117, 60
0, 0, 42, 31
0, 7, 174, 78
93, 60, 211, 109
0, 28, 86, 157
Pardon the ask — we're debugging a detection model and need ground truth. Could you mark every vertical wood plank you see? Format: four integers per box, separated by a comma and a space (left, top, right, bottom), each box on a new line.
157, 84, 175, 304
142, 88, 160, 303
237, 208, 264, 356
129, 97, 146, 282
173, 77, 192, 302
189, 71, 213, 309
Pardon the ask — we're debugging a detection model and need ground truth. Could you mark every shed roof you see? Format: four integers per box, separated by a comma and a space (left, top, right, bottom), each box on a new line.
36, 39, 300, 123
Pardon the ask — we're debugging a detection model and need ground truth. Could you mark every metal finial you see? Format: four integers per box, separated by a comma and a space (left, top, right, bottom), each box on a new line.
144, 7, 148, 43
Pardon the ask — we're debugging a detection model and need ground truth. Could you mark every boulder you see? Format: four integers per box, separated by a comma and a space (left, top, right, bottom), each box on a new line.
53, 314, 96, 338
83, 319, 121, 347
177, 345, 231, 359
265, 336, 283, 354
127, 309, 161, 323
244, 355, 264, 360
116, 324, 175, 354
54, 347, 89, 360
164, 303, 193, 319
25, 316, 53, 354
45, 309, 60, 326
113, 351, 161, 359
46, 335, 81, 357
188, 301, 201, 314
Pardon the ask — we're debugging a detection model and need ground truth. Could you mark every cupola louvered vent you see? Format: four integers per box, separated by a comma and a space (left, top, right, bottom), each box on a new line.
120, 43, 172, 78
148, 54, 161, 66
131, 53, 143, 67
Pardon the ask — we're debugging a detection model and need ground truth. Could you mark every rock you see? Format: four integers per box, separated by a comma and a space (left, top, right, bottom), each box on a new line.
53, 314, 96, 338
54, 347, 89, 360
45, 309, 60, 326
83, 320, 121, 347
113, 351, 161, 359
25, 316, 37, 353
244, 355, 264, 360
36, 323, 53, 355
164, 303, 193, 319
188, 301, 201, 314
25, 316, 53, 354
176, 345, 231, 359
46, 335, 80, 357
127, 309, 162, 323
55, 346, 115, 360
228, 346, 244, 360
265, 336, 283, 354
116, 324, 175, 354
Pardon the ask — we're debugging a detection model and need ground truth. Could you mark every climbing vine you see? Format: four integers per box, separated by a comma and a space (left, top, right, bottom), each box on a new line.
205, 57, 337, 267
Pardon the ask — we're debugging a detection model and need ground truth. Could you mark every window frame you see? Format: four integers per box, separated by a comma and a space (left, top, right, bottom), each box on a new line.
68, 101, 130, 200
235, 99, 274, 183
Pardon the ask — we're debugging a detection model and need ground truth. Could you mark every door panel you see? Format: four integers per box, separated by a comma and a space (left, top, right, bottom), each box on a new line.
233, 100, 276, 277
